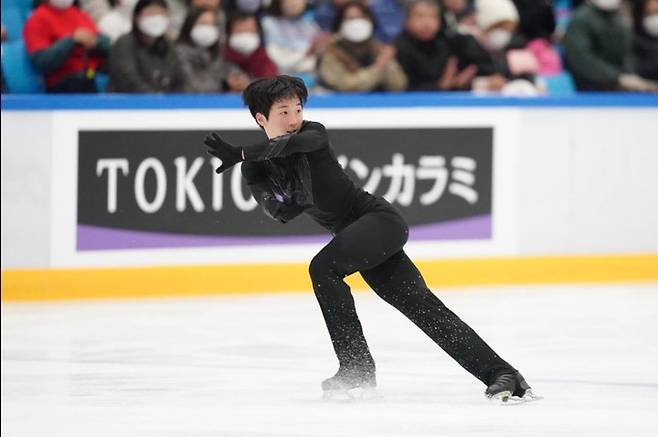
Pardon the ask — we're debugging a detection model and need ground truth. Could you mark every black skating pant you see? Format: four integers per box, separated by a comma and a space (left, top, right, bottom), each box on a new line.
309, 198, 515, 386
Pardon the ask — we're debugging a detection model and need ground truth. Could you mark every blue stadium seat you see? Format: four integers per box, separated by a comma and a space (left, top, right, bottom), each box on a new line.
4, 0, 33, 21
1, 7, 26, 41
1, 39, 45, 93
541, 71, 576, 96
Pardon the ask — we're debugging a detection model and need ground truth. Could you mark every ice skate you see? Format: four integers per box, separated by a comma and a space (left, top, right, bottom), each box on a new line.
485, 371, 542, 404
322, 367, 377, 401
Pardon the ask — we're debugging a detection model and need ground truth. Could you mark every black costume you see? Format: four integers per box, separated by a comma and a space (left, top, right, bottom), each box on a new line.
240, 120, 516, 387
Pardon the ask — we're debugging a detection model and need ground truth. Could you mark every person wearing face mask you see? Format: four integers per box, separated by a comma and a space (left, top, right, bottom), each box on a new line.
223, 11, 278, 79
261, 0, 329, 79
107, 0, 184, 92
314, 0, 404, 43
471, 0, 547, 93
632, 0, 658, 82
176, 7, 250, 92
94, 0, 137, 43
22, 0, 111, 92
564, 0, 657, 91
317, 1, 407, 91
186, 0, 227, 46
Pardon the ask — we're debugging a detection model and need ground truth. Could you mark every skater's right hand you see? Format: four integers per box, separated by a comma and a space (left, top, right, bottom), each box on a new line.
204, 132, 243, 174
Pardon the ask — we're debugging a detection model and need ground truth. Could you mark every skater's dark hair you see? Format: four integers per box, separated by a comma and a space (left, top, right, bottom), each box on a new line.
242, 75, 308, 121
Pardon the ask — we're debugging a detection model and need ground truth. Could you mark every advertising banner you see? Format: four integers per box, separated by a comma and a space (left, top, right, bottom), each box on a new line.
77, 127, 493, 250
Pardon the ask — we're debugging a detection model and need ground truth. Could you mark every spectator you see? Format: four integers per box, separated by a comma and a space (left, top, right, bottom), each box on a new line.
471, 0, 544, 93
314, 0, 404, 43
564, 0, 656, 91
80, 0, 186, 38
187, 0, 227, 46
510, 0, 561, 75
176, 7, 250, 92
511, 0, 556, 42
224, 11, 278, 78
23, 0, 111, 93
108, 0, 184, 92
395, 0, 493, 90
317, 1, 407, 91
632, 0, 658, 81
262, 0, 327, 76
96, 0, 135, 42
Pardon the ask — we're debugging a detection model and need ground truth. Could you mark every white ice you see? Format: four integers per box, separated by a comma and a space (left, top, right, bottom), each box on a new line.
2, 283, 658, 437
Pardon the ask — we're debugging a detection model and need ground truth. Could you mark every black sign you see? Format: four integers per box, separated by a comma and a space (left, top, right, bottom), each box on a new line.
77, 127, 492, 243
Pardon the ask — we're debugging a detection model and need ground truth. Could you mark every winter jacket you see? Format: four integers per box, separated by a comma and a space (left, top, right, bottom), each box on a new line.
223, 45, 278, 79
563, 4, 631, 91
318, 38, 407, 92
108, 32, 184, 93
633, 32, 658, 81
175, 43, 232, 92
394, 30, 494, 90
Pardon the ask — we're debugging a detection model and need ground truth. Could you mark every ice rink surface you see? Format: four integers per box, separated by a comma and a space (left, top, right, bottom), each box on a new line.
2, 283, 658, 437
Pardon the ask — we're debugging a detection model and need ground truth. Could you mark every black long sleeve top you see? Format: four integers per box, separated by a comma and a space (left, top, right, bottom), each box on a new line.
241, 120, 370, 231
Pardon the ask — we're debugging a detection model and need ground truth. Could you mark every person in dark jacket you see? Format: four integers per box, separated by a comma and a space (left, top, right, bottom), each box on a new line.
632, 0, 658, 81
202, 75, 541, 403
23, 0, 111, 93
394, 0, 494, 91
564, 0, 656, 91
108, 0, 184, 92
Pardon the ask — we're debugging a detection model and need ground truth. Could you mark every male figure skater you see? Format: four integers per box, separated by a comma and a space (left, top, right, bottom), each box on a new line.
204, 75, 538, 402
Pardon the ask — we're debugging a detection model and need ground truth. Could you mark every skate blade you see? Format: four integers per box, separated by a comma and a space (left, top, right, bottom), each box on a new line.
322, 387, 378, 402
505, 389, 543, 405
486, 390, 512, 403
490, 389, 543, 406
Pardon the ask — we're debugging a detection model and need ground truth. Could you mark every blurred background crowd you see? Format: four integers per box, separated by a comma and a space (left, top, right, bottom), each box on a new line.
1, 0, 657, 95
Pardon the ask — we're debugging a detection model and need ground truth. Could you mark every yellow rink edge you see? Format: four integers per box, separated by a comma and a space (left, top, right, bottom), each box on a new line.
2, 254, 657, 301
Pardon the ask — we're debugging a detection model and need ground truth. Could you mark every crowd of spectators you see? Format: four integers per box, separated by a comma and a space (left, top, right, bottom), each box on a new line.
1, 0, 657, 94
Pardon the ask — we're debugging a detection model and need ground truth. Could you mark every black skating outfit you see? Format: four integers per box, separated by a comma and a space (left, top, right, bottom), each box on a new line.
241, 120, 516, 387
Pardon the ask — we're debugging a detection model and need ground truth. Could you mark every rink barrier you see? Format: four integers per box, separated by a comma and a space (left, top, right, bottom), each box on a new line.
2, 253, 657, 301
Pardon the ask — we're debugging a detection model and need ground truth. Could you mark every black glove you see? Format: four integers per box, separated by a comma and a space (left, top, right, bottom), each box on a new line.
204, 132, 243, 174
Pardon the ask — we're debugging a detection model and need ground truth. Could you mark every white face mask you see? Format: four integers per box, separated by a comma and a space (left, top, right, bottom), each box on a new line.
340, 18, 373, 43
229, 32, 260, 55
50, 0, 75, 10
191, 24, 219, 47
487, 29, 512, 50
643, 14, 658, 37
591, 0, 621, 11
138, 14, 169, 38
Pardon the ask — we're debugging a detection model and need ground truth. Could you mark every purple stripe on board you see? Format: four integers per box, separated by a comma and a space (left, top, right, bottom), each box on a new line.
409, 214, 491, 240
76, 214, 491, 251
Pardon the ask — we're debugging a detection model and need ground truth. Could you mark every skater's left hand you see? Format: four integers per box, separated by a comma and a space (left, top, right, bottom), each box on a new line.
204, 132, 243, 174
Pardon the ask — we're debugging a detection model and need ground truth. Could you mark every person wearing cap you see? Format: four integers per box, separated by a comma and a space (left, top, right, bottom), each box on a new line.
471, 0, 544, 93
107, 0, 184, 92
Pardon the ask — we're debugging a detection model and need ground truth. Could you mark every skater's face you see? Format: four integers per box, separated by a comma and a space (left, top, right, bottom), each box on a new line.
255, 96, 304, 139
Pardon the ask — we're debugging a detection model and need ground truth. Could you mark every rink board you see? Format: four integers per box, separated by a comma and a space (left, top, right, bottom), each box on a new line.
3, 254, 658, 301
3, 94, 658, 300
